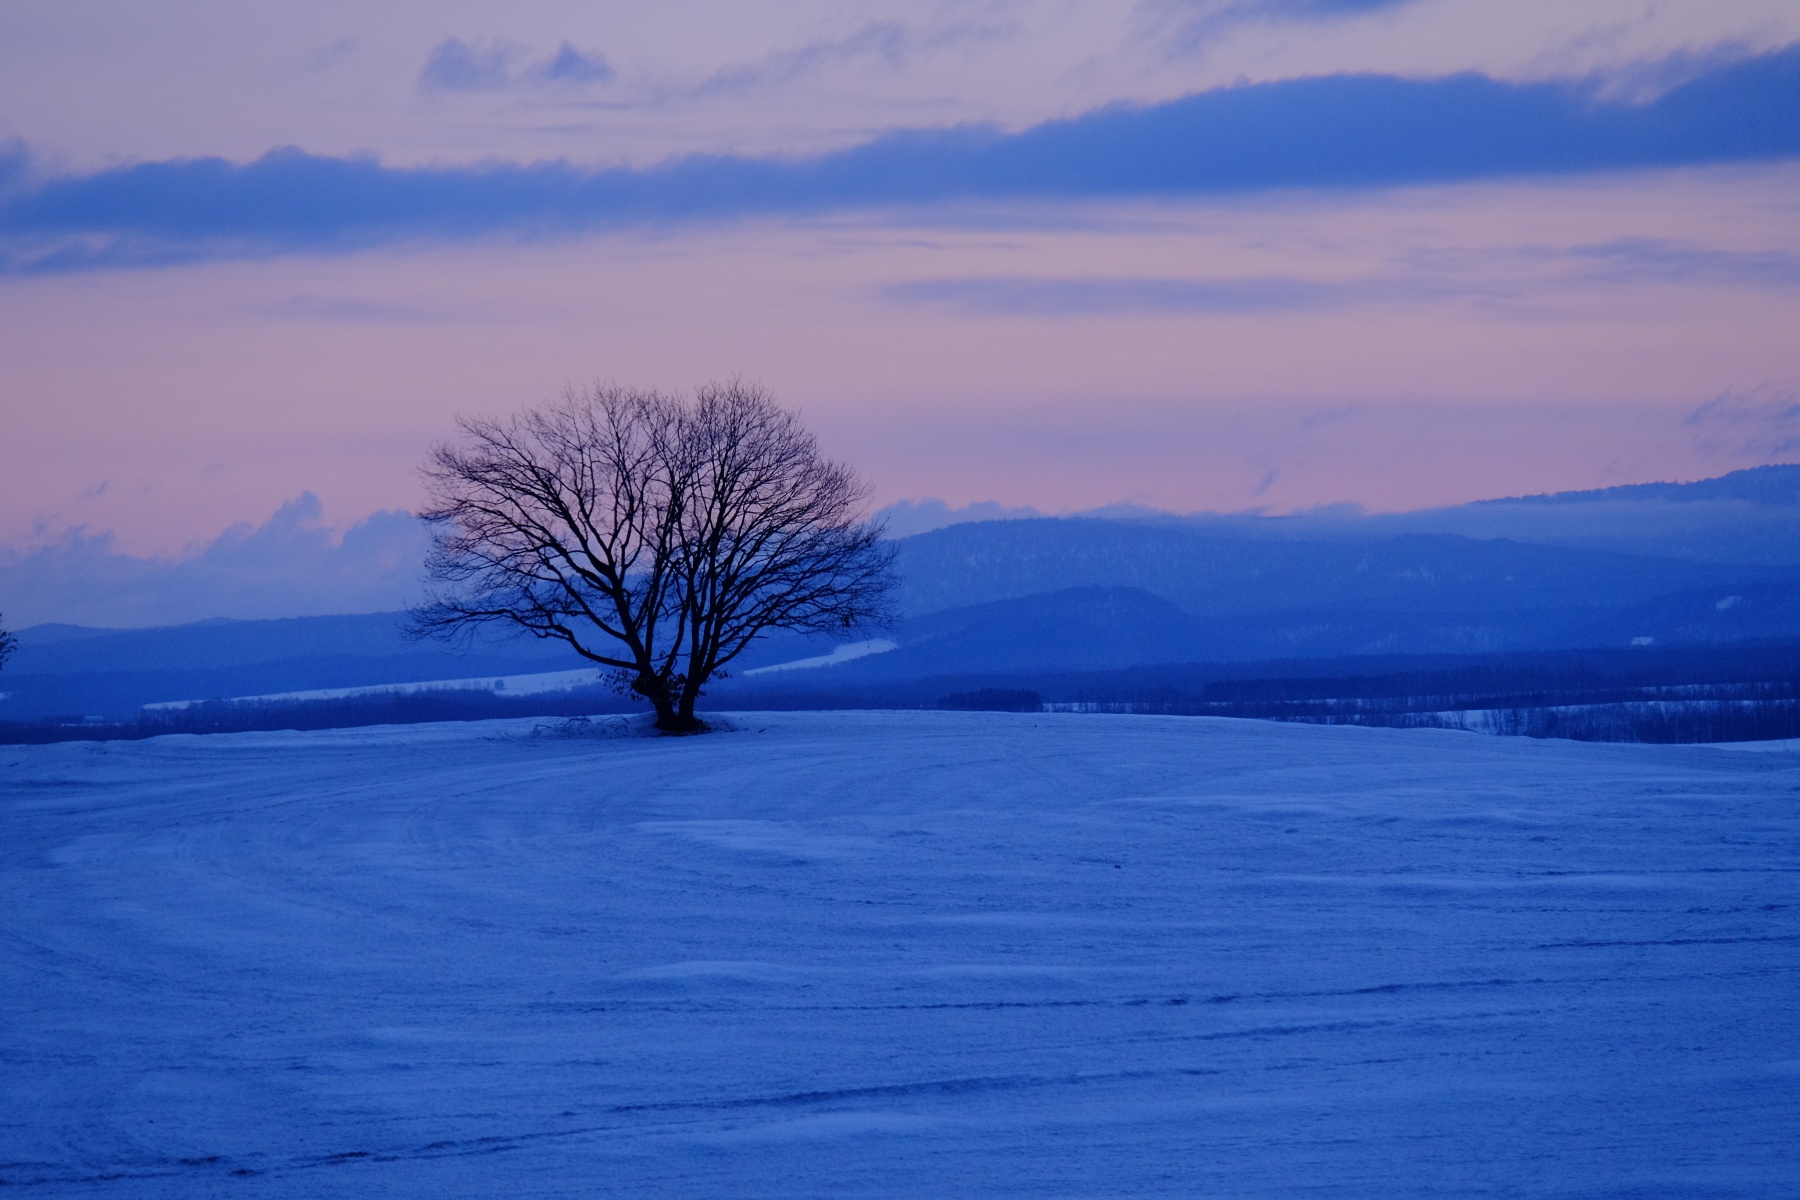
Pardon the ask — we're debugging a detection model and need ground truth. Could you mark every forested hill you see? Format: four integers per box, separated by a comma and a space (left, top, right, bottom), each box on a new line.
1481, 463, 1800, 507
1160, 463, 1800, 565
888, 520, 1787, 618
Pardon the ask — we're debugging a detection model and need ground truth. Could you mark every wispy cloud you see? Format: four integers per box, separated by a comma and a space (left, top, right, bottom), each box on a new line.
419, 37, 518, 92
1560, 239, 1800, 289
1141, 0, 1421, 55
1686, 385, 1800, 462
4, 45, 1798, 273
538, 42, 613, 85
418, 37, 612, 93
1166, 0, 1419, 25
299, 37, 358, 73
248, 295, 446, 324
881, 276, 1345, 315
695, 18, 1010, 96
884, 233, 1800, 318
0, 138, 29, 197
872, 498, 1047, 539
1582, 40, 1769, 104
698, 22, 909, 95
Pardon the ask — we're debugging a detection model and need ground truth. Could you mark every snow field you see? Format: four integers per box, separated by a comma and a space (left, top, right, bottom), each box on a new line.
2, 711, 1797, 1197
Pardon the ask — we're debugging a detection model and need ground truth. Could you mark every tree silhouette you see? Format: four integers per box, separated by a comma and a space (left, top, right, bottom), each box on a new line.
411, 381, 895, 732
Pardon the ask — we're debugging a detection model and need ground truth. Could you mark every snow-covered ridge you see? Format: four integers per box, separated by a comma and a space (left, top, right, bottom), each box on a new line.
142, 665, 608, 710
741, 638, 898, 675
134, 639, 903, 709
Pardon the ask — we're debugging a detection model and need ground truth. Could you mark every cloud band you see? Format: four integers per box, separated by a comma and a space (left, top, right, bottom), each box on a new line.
3, 46, 1798, 272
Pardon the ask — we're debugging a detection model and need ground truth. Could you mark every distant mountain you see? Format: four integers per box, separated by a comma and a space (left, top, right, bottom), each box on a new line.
866, 587, 1213, 675
1482, 463, 1800, 507
781, 576, 1800, 684
1338, 464, 1800, 565
9, 475, 1798, 720
1147, 465, 1800, 565
881, 465, 1800, 566
889, 520, 1786, 618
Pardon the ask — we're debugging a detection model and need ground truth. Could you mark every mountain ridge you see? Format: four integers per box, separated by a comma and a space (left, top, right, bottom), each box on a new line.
1473, 463, 1800, 507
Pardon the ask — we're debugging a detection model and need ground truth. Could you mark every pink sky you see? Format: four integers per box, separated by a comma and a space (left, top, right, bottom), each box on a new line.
3, 0, 1800, 559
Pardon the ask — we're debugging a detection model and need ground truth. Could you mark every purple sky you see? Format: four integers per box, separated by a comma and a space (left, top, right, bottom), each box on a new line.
4, 0, 1800, 570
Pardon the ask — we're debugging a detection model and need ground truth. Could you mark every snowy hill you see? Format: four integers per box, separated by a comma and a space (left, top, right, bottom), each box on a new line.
1136, 463, 1800, 566
3, 711, 1795, 1195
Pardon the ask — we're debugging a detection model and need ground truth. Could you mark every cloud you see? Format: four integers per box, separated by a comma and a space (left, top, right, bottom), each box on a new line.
537, 42, 613, 85
873, 498, 1046, 539
1685, 385, 1800, 462
1174, 0, 1419, 24
698, 22, 909, 95
4, 45, 1799, 273
419, 37, 520, 92
1561, 239, 1800, 289
300, 36, 358, 73
1261, 0, 1413, 13
695, 19, 1011, 96
1583, 40, 1769, 104
881, 276, 1346, 315
0, 138, 28, 197
418, 37, 611, 93
884, 233, 1800, 318
249, 295, 446, 323
0, 494, 430, 628
1143, 0, 1421, 54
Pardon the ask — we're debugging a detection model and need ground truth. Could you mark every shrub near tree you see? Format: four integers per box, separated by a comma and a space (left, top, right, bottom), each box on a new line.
411, 381, 896, 733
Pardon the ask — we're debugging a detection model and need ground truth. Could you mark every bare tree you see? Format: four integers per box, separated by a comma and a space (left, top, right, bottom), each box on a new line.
0, 616, 15, 675
411, 381, 896, 732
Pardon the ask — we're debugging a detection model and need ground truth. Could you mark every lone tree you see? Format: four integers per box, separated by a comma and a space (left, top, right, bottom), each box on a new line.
0, 616, 14, 674
411, 381, 896, 733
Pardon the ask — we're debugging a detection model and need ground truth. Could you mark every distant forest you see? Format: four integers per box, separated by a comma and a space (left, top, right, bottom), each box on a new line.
7, 639, 1797, 746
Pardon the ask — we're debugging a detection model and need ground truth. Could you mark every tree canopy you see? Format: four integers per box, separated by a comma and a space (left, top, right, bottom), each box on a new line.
411, 381, 895, 732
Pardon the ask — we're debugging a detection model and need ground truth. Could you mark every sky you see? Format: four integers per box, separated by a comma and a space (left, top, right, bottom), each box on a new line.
3, 1, 1800, 623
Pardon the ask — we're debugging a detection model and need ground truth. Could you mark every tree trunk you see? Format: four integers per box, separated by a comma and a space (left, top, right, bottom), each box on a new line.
652, 702, 694, 733
673, 686, 705, 735
635, 674, 705, 734
632, 675, 680, 734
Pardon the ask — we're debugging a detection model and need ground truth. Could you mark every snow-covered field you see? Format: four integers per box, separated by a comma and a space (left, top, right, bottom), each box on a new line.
3, 712, 1796, 1198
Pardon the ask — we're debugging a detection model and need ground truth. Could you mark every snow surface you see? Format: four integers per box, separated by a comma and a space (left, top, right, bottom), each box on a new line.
2, 712, 1797, 1198
741, 638, 899, 675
